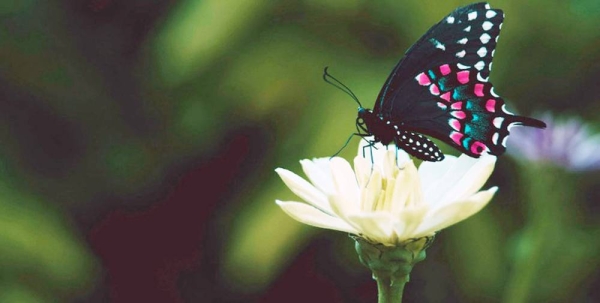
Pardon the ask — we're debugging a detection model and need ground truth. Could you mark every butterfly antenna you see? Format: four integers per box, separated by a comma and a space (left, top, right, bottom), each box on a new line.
330, 133, 358, 159
323, 67, 363, 107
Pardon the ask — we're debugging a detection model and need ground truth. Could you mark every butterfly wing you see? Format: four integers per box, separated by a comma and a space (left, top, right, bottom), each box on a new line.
373, 2, 545, 158
375, 2, 502, 114
407, 64, 545, 157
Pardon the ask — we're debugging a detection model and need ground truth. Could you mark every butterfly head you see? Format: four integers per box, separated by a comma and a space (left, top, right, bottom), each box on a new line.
356, 107, 372, 135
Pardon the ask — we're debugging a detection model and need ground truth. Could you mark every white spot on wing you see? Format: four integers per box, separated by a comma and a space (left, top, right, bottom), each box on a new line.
464, 25, 472, 32
492, 132, 499, 144
480, 33, 491, 44
490, 87, 499, 97
489, 62, 493, 71
502, 104, 514, 115
493, 117, 504, 128
486, 10, 497, 18
447, 16, 455, 24
491, 49, 495, 57
485, 3, 491, 9
457, 63, 470, 69
457, 38, 468, 44
475, 61, 485, 70
501, 135, 508, 147
477, 47, 487, 57
482, 21, 494, 31
468, 11, 477, 20
477, 72, 489, 82
456, 50, 466, 58
430, 38, 446, 50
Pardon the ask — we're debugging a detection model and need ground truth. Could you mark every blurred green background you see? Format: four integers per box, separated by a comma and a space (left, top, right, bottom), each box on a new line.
1, 0, 600, 302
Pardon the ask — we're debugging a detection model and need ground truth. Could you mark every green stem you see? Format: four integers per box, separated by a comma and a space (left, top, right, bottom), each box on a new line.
376, 274, 407, 303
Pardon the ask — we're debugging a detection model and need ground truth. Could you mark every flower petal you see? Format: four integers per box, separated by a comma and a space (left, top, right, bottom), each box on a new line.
329, 157, 359, 207
300, 158, 335, 195
346, 212, 396, 244
392, 205, 429, 241
353, 156, 372, 190
328, 193, 362, 231
412, 187, 497, 237
275, 168, 331, 213
276, 200, 358, 234
389, 160, 417, 212
425, 154, 496, 207
360, 168, 383, 212
419, 155, 457, 190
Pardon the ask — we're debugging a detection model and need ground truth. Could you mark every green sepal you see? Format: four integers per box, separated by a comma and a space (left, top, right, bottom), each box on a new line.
350, 235, 434, 294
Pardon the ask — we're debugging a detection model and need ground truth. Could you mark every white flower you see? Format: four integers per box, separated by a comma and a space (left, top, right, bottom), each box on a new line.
275, 140, 498, 246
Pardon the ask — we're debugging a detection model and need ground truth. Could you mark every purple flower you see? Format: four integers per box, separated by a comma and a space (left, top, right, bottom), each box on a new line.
507, 113, 600, 171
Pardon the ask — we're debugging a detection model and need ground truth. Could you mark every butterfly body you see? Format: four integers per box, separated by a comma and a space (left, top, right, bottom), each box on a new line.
358, 107, 444, 160
351, 2, 546, 161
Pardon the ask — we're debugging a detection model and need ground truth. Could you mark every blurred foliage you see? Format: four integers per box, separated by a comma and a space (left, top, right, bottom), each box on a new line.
0, 0, 599, 301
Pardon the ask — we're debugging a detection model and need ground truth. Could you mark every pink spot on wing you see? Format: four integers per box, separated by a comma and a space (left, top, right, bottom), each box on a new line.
486, 99, 496, 112
430, 84, 440, 95
416, 73, 431, 86
451, 111, 466, 119
449, 118, 461, 131
457, 70, 470, 84
437, 102, 448, 109
440, 92, 451, 102
440, 64, 451, 75
451, 102, 463, 110
450, 131, 464, 146
470, 141, 487, 155
474, 83, 484, 96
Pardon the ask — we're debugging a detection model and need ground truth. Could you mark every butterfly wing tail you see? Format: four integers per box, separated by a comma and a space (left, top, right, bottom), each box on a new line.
508, 115, 546, 129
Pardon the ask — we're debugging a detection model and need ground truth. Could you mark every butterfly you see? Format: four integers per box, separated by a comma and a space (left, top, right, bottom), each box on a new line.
325, 2, 546, 162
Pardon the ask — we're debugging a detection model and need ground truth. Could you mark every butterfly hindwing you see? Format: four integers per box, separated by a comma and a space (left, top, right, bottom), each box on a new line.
403, 63, 545, 157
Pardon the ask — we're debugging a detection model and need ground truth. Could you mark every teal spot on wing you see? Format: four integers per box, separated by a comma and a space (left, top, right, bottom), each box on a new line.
453, 86, 467, 100
438, 77, 448, 91
465, 100, 475, 110
464, 124, 472, 135
462, 137, 472, 149
428, 70, 436, 80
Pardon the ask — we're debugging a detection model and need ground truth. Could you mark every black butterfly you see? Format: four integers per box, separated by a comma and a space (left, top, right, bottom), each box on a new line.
326, 2, 545, 162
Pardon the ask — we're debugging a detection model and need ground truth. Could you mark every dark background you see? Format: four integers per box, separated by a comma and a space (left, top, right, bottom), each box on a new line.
1, 0, 599, 302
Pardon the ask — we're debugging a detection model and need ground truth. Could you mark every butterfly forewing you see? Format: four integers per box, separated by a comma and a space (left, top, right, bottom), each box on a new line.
375, 2, 503, 114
